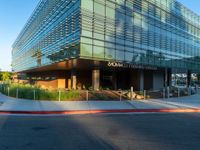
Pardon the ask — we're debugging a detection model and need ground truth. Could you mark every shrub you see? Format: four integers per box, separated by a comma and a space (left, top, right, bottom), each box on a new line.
0, 83, 80, 101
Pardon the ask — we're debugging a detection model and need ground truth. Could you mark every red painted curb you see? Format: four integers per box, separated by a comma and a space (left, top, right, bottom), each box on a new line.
0, 109, 200, 115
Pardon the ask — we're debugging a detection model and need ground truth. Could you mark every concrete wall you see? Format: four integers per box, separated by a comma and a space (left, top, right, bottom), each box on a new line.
13, 79, 29, 84
130, 70, 164, 91
57, 79, 66, 89
27, 71, 70, 89
144, 70, 153, 90
153, 71, 164, 90
130, 70, 144, 91
36, 79, 66, 89
35, 80, 59, 89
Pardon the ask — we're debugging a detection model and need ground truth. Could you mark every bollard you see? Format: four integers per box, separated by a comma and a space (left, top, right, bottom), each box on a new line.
131, 86, 133, 100
86, 90, 88, 101
120, 90, 122, 101
167, 86, 170, 99
144, 90, 146, 100
163, 88, 166, 99
58, 90, 61, 102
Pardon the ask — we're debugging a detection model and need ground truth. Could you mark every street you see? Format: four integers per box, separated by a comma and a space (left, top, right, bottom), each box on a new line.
0, 113, 199, 150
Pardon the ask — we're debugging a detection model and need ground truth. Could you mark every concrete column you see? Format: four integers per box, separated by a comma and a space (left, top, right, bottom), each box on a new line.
112, 71, 117, 90
187, 70, 191, 87
71, 70, 77, 90
92, 69, 100, 91
139, 70, 144, 91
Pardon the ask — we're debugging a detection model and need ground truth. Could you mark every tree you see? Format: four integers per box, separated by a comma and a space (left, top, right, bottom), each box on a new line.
1, 72, 12, 81
0, 72, 2, 81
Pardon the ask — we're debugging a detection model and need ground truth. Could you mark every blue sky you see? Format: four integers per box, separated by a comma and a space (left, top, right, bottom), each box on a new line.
0, 0, 40, 71
178, 0, 200, 15
0, 0, 199, 71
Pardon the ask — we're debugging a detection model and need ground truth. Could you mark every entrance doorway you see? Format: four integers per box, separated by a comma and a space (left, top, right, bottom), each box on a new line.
116, 70, 130, 90
100, 71, 113, 89
100, 70, 130, 90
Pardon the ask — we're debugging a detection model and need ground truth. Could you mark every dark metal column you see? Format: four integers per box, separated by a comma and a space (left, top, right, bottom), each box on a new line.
187, 70, 191, 87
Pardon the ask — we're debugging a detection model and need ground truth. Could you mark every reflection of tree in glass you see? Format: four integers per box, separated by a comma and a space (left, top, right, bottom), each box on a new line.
32, 50, 43, 66
47, 43, 79, 62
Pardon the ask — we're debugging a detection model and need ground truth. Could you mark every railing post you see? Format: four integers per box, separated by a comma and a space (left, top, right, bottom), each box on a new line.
144, 90, 146, 100
33, 89, 36, 100
120, 90, 122, 101
195, 85, 198, 93
58, 90, 61, 102
163, 88, 165, 99
131, 86, 133, 100
7, 87, 10, 97
167, 86, 170, 99
86, 90, 88, 101
187, 86, 191, 96
16, 88, 18, 98
178, 87, 180, 97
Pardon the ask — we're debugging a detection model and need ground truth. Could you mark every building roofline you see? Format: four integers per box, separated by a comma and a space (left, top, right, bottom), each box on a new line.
12, 0, 45, 48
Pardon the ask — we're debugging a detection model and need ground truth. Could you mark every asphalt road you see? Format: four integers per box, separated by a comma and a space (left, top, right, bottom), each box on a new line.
0, 113, 200, 150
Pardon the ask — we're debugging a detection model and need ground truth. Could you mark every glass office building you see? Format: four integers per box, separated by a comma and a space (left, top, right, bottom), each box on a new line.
12, 0, 200, 90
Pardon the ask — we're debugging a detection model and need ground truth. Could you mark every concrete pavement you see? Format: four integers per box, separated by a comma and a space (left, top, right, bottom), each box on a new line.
0, 91, 199, 114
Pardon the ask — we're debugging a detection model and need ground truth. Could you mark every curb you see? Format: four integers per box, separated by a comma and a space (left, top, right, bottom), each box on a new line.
0, 108, 200, 115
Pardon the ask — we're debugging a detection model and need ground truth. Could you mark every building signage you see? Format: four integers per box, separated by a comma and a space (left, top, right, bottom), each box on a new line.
107, 62, 157, 70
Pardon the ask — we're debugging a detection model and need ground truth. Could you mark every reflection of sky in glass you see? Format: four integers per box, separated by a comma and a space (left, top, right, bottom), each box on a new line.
10, 0, 200, 72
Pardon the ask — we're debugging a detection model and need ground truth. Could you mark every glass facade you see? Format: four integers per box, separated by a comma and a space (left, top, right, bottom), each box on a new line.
80, 0, 200, 72
13, 0, 200, 72
12, 0, 81, 71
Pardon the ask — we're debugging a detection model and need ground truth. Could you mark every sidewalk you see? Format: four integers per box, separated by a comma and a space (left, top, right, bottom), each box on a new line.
0, 91, 200, 115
